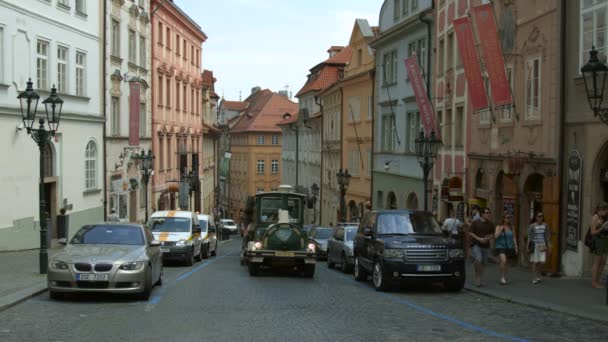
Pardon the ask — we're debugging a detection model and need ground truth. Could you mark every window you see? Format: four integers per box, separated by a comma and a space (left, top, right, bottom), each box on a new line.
367, 150, 372, 177
140, 102, 146, 137
500, 66, 514, 122
175, 81, 180, 111
272, 135, 279, 145
166, 27, 170, 49
480, 110, 491, 124
402, 0, 409, 15
76, 0, 86, 15
349, 149, 360, 176
368, 96, 373, 119
407, 38, 427, 76
455, 107, 464, 148
257, 188, 264, 193
381, 114, 396, 152
76, 52, 86, 96
271, 160, 279, 174
159, 137, 164, 170
157, 22, 163, 45
348, 97, 360, 122
57, 46, 68, 93
183, 39, 187, 60
526, 57, 541, 119
85, 141, 97, 190
128, 29, 136, 64
257, 160, 265, 174
37, 40, 49, 90
393, 0, 401, 20
139, 35, 146, 68
58, 0, 69, 8
111, 97, 120, 136
0, 27, 3, 82
166, 78, 171, 107
407, 111, 420, 152
444, 109, 452, 147
257, 135, 265, 145
357, 49, 363, 66
438, 39, 445, 74
383, 50, 398, 84
175, 33, 180, 55
582, 2, 608, 66
157, 76, 163, 106
411, 0, 418, 11
185, 84, 188, 112
111, 19, 120, 57
447, 32, 454, 71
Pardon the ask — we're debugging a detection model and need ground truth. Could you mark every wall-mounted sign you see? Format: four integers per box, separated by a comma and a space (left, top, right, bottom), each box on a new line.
567, 150, 582, 251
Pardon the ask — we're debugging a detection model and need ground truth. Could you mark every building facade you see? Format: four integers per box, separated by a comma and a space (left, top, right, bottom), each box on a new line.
150, 0, 206, 212
201, 69, 219, 216
105, 0, 152, 223
228, 88, 298, 220
371, 0, 434, 211
0, 0, 104, 249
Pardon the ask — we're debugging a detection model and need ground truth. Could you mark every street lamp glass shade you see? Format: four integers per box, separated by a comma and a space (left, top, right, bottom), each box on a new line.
144, 149, 154, 172
429, 130, 442, 159
42, 85, 64, 133
344, 169, 351, 188
415, 130, 425, 157
336, 169, 344, 185
311, 183, 319, 197
581, 47, 608, 113
17, 78, 40, 131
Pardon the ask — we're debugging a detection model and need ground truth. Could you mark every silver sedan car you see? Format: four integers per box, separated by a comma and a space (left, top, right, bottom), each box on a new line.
47, 223, 163, 300
326, 226, 358, 273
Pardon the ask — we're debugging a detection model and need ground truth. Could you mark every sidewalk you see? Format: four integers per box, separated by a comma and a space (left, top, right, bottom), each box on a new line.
464, 262, 608, 322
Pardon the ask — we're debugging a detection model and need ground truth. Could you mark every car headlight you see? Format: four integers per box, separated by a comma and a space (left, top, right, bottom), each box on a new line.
449, 249, 464, 259
176, 239, 192, 247
253, 242, 262, 250
119, 261, 145, 270
50, 260, 68, 270
307, 243, 316, 252
383, 249, 406, 258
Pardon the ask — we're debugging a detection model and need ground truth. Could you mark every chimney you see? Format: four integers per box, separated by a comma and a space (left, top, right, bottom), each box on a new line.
327, 46, 344, 57
251, 86, 261, 95
278, 90, 290, 98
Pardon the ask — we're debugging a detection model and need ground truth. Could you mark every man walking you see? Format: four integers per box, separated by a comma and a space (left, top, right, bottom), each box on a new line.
469, 207, 495, 287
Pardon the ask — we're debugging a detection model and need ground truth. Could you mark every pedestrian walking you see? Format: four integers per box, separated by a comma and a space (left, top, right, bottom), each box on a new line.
469, 207, 495, 287
590, 202, 608, 288
494, 213, 518, 285
528, 212, 551, 284
107, 208, 119, 222
444, 208, 463, 240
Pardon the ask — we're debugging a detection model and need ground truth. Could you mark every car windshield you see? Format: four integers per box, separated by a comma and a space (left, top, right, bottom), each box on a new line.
345, 228, 357, 241
148, 217, 191, 233
314, 228, 333, 239
70, 225, 144, 245
198, 219, 208, 232
377, 212, 443, 235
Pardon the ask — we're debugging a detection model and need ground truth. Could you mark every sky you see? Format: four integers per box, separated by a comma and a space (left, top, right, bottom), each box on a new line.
174, 0, 384, 102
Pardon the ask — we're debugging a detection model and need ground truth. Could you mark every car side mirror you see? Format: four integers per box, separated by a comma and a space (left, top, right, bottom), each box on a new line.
150, 240, 161, 247
363, 228, 373, 237
58, 238, 67, 246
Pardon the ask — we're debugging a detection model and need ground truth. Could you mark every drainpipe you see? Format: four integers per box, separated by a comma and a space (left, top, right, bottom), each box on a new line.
370, 69, 375, 210
557, 0, 566, 275
102, 0, 108, 221
419, 1, 435, 99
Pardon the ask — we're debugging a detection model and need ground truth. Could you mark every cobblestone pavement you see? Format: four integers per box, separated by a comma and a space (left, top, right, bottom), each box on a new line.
1, 239, 607, 342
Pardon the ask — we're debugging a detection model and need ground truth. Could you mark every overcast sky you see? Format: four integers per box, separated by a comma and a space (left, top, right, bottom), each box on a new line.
174, 0, 384, 102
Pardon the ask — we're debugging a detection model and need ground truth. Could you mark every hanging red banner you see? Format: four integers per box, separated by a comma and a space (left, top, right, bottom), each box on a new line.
129, 82, 140, 146
472, 4, 512, 106
453, 17, 489, 111
404, 56, 441, 139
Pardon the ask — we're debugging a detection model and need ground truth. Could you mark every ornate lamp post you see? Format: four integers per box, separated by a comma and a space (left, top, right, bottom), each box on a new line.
18, 79, 63, 274
581, 46, 608, 125
336, 169, 351, 223
310, 183, 319, 224
136, 149, 154, 222
415, 130, 441, 212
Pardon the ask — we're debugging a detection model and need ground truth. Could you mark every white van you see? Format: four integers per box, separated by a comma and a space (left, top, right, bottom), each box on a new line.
197, 214, 218, 257
147, 211, 203, 266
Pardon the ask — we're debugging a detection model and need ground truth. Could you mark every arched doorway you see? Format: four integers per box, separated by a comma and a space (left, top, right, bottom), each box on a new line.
523, 173, 544, 223
406, 192, 419, 210
386, 192, 397, 209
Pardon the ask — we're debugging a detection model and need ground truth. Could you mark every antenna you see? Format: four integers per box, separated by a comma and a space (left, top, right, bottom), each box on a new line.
239, 90, 242, 101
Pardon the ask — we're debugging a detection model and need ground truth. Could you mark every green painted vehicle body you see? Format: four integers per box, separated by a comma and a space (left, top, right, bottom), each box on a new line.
251, 191, 307, 251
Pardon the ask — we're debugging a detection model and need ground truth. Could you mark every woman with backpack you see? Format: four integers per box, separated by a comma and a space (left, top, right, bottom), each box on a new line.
590, 202, 608, 288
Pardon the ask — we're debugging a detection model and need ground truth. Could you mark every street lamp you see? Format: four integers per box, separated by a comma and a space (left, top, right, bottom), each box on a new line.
581, 46, 608, 125
135, 149, 154, 222
310, 183, 319, 224
336, 169, 351, 223
18, 79, 63, 274
415, 130, 441, 212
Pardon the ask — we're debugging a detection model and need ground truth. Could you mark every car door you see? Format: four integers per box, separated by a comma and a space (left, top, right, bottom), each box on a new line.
329, 228, 341, 261
208, 220, 217, 252
145, 227, 161, 280
192, 214, 202, 256
355, 213, 369, 269
360, 213, 377, 271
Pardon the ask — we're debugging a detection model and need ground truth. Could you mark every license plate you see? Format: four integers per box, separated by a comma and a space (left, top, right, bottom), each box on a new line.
275, 251, 294, 257
160, 248, 170, 253
417, 265, 441, 272
77, 273, 109, 281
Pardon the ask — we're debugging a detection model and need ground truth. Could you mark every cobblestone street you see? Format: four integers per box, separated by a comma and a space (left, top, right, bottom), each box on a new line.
1, 238, 607, 342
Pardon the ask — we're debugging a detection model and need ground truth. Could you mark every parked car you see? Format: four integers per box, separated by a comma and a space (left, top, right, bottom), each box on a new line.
219, 219, 238, 235
353, 210, 465, 292
197, 214, 218, 257
47, 223, 163, 300
308, 227, 334, 260
327, 225, 358, 273
147, 211, 203, 266
302, 224, 314, 236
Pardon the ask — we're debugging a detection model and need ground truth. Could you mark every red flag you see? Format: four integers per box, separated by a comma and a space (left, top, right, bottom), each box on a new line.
405, 56, 441, 139
472, 4, 512, 106
453, 17, 489, 111
129, 82, 140, 146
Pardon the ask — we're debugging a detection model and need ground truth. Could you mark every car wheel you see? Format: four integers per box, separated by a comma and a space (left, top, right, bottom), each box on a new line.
155, 265, 163, 286
195, 245, 203, 261
248, 263, 259, 276
211, 241, 217, 256
49, 290, 63, 300
302, 264, 315, 278
354, 256, 367, 281
445, 276, 465, 292
341, 253, 350, 274
327, 251, 335, 269
373, 261, 391, 292
185, 249, 194, 266
139, 269, 153, 300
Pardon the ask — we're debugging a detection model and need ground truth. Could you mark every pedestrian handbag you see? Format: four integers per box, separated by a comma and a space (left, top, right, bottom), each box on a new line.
584, 227, 593, 248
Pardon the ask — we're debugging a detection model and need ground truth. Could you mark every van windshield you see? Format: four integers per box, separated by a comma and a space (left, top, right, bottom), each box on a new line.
148, 217, 191, 233
377, 212, 443, 235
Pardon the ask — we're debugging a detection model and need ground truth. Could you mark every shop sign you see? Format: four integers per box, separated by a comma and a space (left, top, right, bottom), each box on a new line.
567, 150, 582, 251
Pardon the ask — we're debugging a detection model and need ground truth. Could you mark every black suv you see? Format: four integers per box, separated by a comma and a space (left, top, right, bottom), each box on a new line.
353, 210, 465, 291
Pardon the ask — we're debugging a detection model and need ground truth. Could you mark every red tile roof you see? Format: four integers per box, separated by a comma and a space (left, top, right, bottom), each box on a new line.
276, 112, 298, 126
296, 46, 352, 97
231, 89, 298, 133
222, 100, 249, 112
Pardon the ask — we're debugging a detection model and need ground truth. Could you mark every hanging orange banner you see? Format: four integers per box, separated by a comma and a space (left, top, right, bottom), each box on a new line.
472, 4, 512, 106
453, 17, 489, 111
405, 56, 441, 139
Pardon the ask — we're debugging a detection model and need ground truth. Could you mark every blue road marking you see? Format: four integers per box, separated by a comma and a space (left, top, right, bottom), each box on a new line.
328, 270, 531, 342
